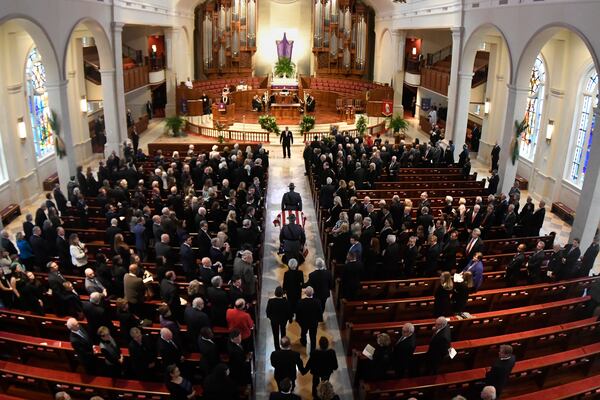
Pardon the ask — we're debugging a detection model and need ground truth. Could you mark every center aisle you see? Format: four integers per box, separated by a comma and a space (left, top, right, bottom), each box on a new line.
255, 142, 353, 399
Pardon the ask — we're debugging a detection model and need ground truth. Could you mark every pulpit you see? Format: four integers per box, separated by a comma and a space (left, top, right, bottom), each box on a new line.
212, 103, 236, 128
271, 103, 301, 124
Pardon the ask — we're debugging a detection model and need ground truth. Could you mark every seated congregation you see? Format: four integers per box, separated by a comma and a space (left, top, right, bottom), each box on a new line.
0, 141, 269, 400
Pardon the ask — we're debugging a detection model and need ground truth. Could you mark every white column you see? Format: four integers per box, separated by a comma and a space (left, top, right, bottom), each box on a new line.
445, 27, 463, 140
46, 80, 77, 194
498, 84, 530, 195
392, 30, 407, 115
100, 68, 123, 156
570, 107, 600, 250
164, 27, 182, 117
111, 22, 128, 153
450, 71, 474, 148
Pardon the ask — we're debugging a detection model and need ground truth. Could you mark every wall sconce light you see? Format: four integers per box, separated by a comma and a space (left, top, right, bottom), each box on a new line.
484, 99, 491, 115
546, 120, 555, 143
17, 117, 27, 141
151, 44, 157, 53
411, 47, 417, 56
80, 96, 88, 113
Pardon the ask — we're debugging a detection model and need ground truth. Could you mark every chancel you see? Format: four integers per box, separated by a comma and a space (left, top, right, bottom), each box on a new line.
0, 1, 599, 400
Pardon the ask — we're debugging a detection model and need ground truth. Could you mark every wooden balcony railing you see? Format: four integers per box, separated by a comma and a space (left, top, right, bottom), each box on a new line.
420, 67, 449, 96
123, 65, 149, 93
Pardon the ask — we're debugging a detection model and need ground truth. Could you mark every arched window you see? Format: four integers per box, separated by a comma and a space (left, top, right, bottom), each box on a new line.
26, 47, 54, 160
566, 68, 598, 187
520, 55, 546, 161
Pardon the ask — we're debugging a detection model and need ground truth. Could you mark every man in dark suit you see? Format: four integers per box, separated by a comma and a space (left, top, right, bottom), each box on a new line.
466, 204, 483, 232
280, 127, 293, 158
506, 244, 526, 286
465, 229, 485, 263
581, 238, 600, 277
179, 235, 198, 281
160, 271, 181, 320
34, 205, 48, 228
379, 234, 400, 279
22, 214, 35, 241
66, 318, 96, 374
296, 286, 323, 352
0, 231, 17, 256
270, 336, 304, 390
424, 235, 443, 277
29, 226, 49, 269
562, 238, 581, 278
55, 227, 72, 272
319, 177, 336, 209
269, 378, 301, 400
158, 327, 184, 368
304, 258, 333, 313
340, 252, 364, 300
487, 170, 500, 195
237, 219, 258, 248
526, 241, 546, 283
128, 327, 157, 380
47, 261, 67, 314
281, 183, 302, 211
485, 344, 516, 397
490, 143, 500, 172
280, 214, 306, 263
417, 207, 434, 232
154, 234, 173, 264
227, 329, 251, 386
502, 204, 517, 237
82, 292, 114, 343
403, 236, 419, 278
425, 317, 451, 375
267, 286, 291, 351
197, 221, 212, 258
198, 327, 219, 376
207, 275, 229, 326
105, 219, 122, 246
184, 297, 210, 350
530, 201, 546, 236
393, 323, 416, 378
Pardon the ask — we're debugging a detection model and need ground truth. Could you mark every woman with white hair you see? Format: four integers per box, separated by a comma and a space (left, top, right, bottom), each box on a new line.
305, 257, 333, 313
282, 258, 304, 321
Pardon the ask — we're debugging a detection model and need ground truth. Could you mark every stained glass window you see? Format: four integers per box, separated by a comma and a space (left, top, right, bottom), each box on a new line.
567, 69, 598, 187
520, 55, 546, 161
26, 47, 54, 160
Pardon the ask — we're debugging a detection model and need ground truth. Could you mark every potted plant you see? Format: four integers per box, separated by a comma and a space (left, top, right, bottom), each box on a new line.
388, 113, 409, 144
258, 115, 279, 135
273, 58, 295, 78
215, 121, 227, 143
355, 115, 368, 138
165, 115, 186, 137
299, 115, 315, 136
512, 118, 528, 165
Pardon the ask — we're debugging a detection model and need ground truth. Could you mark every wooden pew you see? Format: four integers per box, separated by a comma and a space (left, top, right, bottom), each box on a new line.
0, 360, 170, 400
338, 275, 599, 325
357, 341, 600, 399
504, 374, 600, 399
351, 317, 600, 383
343, 296, 592, 355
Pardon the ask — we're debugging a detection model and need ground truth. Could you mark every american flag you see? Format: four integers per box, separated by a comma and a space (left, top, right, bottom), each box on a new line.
273, 210, 306, 228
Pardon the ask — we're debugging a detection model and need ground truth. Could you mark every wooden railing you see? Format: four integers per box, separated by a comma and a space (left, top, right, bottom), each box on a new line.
421, 67, 449, 95
123, 65, 149, 93
303, 120, 386, 141
186, 121, 271, 143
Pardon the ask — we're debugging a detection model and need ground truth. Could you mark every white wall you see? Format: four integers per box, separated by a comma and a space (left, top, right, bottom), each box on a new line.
255, 0, 313, 76
126, 88, 152, 120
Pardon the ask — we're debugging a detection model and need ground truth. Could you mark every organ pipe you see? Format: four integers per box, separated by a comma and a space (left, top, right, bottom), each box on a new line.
247, 0, 256, 46
202, 14, 213, 67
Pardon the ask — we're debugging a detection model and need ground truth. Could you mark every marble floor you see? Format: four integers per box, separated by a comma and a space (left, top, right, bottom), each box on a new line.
255, 141, 353, 399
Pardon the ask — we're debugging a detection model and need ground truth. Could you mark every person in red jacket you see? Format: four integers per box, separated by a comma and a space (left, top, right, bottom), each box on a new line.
226, 298, 255, 351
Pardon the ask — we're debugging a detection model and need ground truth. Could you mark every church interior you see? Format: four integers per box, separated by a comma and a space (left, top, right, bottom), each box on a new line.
0, 0, 600, 399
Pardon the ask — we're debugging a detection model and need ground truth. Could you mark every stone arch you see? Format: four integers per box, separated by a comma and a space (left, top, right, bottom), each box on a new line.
462, 23, 513, 80
63, 17, 114, 74
375, 28, 393, 84
0, 15, 61, 82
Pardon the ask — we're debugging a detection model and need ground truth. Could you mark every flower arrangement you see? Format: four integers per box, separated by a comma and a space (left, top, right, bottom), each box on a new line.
165, 115, 186, 137
273, 57, 295, 78
48, 110, 67, 159
258, 114, 279, 135
299, 115, 315, 135
355, 115, 368, 138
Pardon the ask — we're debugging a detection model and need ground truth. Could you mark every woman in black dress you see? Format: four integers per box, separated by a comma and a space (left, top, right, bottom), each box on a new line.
433, 271, 454, 317
303, 336, 339, 398
453, 271, 475, 315
282, 258, 304, 322
166, 364, 197, 400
